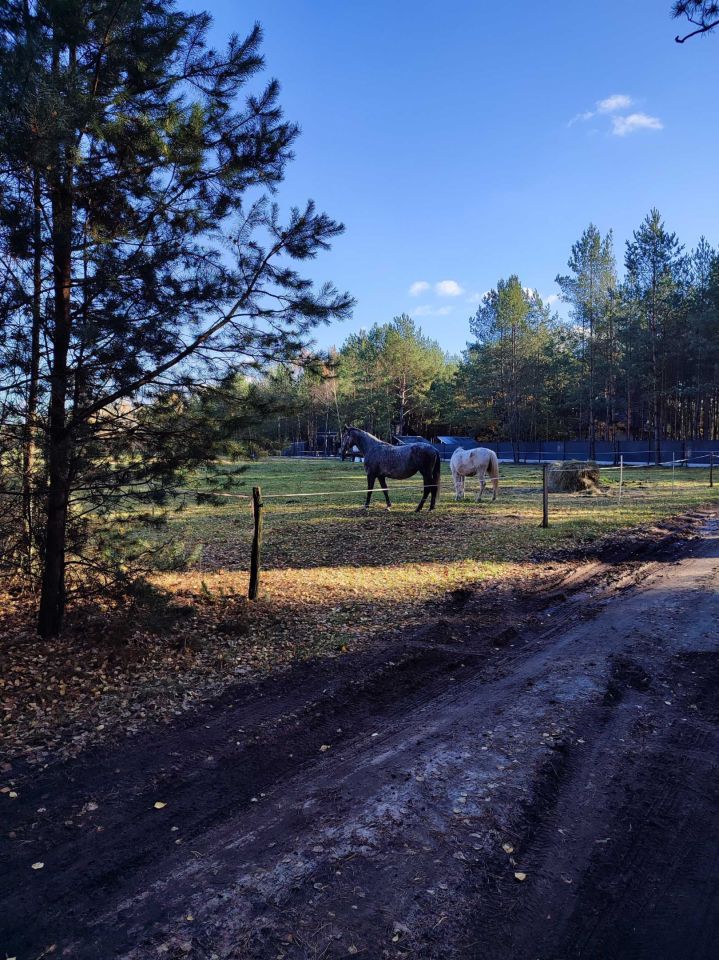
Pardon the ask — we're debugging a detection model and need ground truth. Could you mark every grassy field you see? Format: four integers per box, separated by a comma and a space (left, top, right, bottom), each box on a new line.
4, 455, 719, 765
151, 456, 719, 654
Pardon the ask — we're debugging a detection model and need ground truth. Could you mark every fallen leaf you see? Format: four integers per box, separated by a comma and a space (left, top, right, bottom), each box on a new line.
31, 862, 44, 870
319, 744, 331, 752
153, 801, 167, 810
514, 871, 527, 881
502, 843, 514, 854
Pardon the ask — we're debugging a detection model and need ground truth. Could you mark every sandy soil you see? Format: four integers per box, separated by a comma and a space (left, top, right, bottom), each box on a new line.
2, 512, 718, 959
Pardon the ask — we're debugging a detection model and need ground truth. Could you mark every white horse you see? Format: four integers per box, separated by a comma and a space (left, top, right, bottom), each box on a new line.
450, 447, 500, 502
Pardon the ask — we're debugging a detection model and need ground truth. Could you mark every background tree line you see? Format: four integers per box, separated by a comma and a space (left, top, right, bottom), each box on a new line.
239, 212, 719, 457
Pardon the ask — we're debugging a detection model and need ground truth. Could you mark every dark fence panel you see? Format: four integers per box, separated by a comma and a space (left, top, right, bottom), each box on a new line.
282, 437, 719, 467
618, 441, 653, 463
516, 442, 540, 463
541, 441, 564, 460
564, 441, 589, 459
497, 442, 515, 461
660, 441, 684, 462
594, 442, 617, 463
436, 442, 458, 460
685, 441, 719, 465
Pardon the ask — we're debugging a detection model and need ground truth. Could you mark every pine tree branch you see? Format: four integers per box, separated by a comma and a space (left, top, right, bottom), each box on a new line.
675, 18, 719, 40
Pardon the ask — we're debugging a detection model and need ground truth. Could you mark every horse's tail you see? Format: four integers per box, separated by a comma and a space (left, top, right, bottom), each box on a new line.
488, 450, 500, 479
433, 450, 442, 499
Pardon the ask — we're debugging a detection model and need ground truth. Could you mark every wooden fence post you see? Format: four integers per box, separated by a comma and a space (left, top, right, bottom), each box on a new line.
248, 486, 263, 600
711, 453, 714, 489
542, 463, 549, 528
618, 455, 624, 505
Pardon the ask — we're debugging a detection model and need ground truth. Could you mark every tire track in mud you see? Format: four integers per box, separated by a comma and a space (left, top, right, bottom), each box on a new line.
457, 529, 719, 960
1, 513, 718, 960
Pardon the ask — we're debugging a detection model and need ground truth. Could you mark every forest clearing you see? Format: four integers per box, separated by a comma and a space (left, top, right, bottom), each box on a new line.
3, 0, 719, 956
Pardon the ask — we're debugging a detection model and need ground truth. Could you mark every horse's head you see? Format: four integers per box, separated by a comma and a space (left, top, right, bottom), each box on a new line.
339, 427, 354, 461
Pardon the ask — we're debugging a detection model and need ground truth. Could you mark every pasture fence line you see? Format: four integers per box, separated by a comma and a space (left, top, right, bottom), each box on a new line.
5, 459, 714, 603
178, 457, 719, 597
174, 481, 440, 501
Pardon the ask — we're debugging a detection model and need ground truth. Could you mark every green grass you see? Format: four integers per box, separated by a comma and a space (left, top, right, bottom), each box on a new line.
4, 456, 717, 763
138, 457, 719, 656
161, 457, 719, 570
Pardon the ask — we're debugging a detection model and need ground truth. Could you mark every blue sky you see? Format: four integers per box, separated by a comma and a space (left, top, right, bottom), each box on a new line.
198, 0, 719, 355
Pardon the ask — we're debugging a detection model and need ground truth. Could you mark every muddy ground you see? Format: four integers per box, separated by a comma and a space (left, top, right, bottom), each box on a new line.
2, 512, 719, 959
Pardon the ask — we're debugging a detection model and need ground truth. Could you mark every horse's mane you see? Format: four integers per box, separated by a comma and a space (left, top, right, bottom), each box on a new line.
348, 426, 382, 443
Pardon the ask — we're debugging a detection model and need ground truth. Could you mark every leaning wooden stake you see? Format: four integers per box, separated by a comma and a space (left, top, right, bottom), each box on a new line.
249, 486, 263, 600
542, 463, 549, 528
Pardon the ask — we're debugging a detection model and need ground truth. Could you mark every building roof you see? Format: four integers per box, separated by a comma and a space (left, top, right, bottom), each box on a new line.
393, 435, 430, 445
435, 436, 479, 449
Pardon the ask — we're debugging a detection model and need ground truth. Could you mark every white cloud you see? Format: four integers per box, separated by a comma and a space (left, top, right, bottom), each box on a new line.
545, 293, 560, 306
409, 280, 430, 296
597, 93, 633, 114
569, 94, 662, 138
568, 110, 595, 127
414, 304, 453, 317
611, 112, 663, 136
435, 279, 464, 297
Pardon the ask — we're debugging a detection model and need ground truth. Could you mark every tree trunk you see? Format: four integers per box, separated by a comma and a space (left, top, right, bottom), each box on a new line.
38, 169, 73, 638
650, 290, 661, 464
21, 170, 43, 575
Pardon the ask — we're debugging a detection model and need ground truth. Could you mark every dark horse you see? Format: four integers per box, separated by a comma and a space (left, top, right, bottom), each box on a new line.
340, 427, 441, 511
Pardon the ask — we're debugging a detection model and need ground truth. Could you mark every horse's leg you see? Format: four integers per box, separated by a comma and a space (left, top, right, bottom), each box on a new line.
491, 477, 498, 501
429, 475, 438, 510
378, 475, 392, 509
364, 472, 376, 509
417, 468, 434, 512
453, 470, 464, 501
416, 473, 430, 512
477, 468, 486, 502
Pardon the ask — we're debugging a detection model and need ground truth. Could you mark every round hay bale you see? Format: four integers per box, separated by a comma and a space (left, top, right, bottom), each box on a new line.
547, 460, 601, 494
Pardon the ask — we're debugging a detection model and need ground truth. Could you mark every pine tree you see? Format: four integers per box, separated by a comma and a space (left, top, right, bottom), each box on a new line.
556, 225, 617, 457
466, 278, 556, 457
624, 210, 684, 462
673, 1, 719, 42
0, 1, 352, 636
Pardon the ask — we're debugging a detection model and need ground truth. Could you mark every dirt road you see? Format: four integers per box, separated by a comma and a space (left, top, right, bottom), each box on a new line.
2, 514, 719, 959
